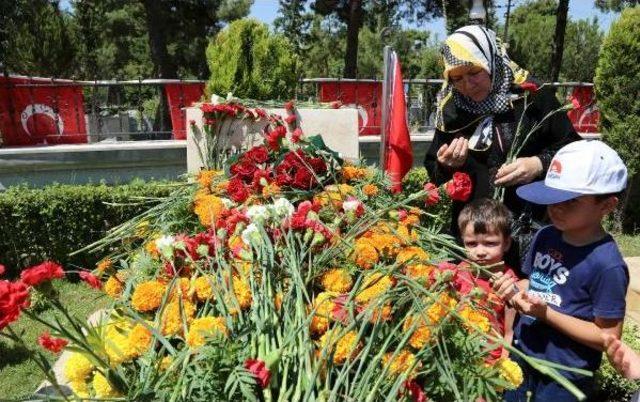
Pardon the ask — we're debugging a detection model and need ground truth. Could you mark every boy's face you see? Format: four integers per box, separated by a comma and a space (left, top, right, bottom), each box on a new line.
547, 195, 617, 233
461, 224, 511, 266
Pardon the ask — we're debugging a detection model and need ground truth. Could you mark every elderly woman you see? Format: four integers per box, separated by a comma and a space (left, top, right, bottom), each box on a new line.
424, 25, 581, 267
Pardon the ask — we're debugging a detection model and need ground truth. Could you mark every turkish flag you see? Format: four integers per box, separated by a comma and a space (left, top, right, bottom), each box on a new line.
0, 75, 87, 146
385, 52, 413, 192
164, 82, 204, 139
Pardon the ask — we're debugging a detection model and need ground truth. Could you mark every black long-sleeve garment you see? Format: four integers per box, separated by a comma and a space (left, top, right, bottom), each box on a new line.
424, 82, 581, 266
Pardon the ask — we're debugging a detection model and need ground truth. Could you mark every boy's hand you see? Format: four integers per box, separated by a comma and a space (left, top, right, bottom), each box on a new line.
603, 334, 640, 380
512, 292, 548, 319
490, 272, 519, 303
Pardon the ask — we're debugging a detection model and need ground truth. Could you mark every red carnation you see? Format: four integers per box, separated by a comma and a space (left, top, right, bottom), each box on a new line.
79, 271, 101, 290
404, 380, 428, 402
230, 160, 258, 182
291, 128, 303, 143
284, 114, 297, 125
0, 280, 30, 330
246, 146, 269, 164
244, 358, 271, 388
445, 172, 472, 202
227, 177, 250, 203
20, 261, 64, 287
292, 168, 317, 190
284, 100, 295, 112
38, 332, 68, 353
424, 182, 440, 206
308, 157, 327, 174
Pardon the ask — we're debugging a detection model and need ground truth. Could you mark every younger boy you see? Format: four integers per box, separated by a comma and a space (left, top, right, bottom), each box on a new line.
458, 198, 517, 361
492, 140, 630, 401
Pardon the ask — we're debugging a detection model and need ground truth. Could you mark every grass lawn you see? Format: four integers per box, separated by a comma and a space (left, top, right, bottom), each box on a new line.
615, 233, 640, 257
0, 279, 109, 400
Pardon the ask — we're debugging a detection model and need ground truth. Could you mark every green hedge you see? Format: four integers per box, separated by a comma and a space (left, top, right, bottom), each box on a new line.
0, 180, 176, 277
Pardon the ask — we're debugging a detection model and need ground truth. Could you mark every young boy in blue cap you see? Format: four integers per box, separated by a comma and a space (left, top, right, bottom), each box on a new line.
492, 140, 630, 401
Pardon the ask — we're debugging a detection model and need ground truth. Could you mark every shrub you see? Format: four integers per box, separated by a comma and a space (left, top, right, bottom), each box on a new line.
206, 18, 297, 101
594, 322, 640, 401
0, 181, 175, 277
595, 6, 640, 176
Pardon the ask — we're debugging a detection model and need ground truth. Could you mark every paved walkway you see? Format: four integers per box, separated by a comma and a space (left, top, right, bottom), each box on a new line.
626, 257, 640, 326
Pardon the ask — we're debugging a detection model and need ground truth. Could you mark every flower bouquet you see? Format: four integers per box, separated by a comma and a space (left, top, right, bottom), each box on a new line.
0, 100, 588, 401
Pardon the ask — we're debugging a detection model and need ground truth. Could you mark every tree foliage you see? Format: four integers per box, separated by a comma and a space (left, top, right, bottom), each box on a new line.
506, 0, 604, 82
206, 19, 297, 100
595, 5, 640, 175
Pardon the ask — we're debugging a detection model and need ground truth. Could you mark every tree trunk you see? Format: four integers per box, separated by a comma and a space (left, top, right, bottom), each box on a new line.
550, 0, 570, 82
343, 0, 363, 78
141, 0, 176, 137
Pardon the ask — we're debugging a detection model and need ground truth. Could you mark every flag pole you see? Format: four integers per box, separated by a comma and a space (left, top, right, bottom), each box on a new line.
379, 45, 392, 169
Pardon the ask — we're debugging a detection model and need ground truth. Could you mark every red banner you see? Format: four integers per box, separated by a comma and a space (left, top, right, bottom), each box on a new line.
164, 83, 205, 140
318, 81, 382, 136
567, 86, 600, 134
0, 75, 87, 146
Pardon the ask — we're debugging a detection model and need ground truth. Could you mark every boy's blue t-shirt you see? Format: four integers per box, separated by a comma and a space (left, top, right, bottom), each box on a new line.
513, 225, 629, 379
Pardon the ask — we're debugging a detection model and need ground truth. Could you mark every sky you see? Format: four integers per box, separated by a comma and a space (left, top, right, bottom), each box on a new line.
249, 0, 619, 41
59, 0, 620, 41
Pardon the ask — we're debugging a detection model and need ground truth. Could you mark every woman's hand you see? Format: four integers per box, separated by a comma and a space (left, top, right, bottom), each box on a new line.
494, 156, 543, 187
437, 137, 469, 169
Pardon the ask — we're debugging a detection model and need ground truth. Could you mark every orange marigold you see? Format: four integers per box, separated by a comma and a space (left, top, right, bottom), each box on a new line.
319, 329, 362, 365
96, 259, 112, 274
194, 275, 216, 302
368, 302, 393, 323
382, 349, 419, 377
193, 194, 226, 227
342, 166, 368, 182
352, 240, 379, 269
103, 275, 124, 299
261, 183, 281, 198
197, 169, 223, 189
403, 315, 432, 349
362, 184, 379, 197
355, 272, 395, 304
404, 263, 434, 283
370, 233, 402, 258
313, 184, 354, 208
126, 323, 153, 358
427, 293, 457, 325
396, 247, 429, 265
161, 299, 196, 336
231, 276, 252, 310
459, 305, 491, 333
320, 269, 353, 293
186, 316, 228, 347
131, 281, 167, 312
310, 291, 336, 334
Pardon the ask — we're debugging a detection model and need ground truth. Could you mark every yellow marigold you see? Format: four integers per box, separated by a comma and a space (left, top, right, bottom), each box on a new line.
103, 275, 124, 299
262, 182, 281, 198
320, 269, 353, 293
274, 292, 283, 310
396, 247, 429, 265
352, 240, 379, 269
169, 277, 192, 300
232, 276, 252, 310
362, 183, 379, 197
310, 291, 337, 334
126, 323, 153, 358
382, 349, 419, 377
319, 329, 362, 365
131, 280, 167, 312
369, 302, 393, 323
96, 258, 112, 274
213, 180, 229, 195
64, 352, 94, 383
370, 233, 402, 258
186, 316, 228, 347
400, 212, 421, 227
197, 169, 223, 189
159, 356, 173, 371
355, 272, 395, 304
193, 194, 225, 227
194, 275, 216, 302
313, 184, 354, 208
497, 358, 524, 389
228, 235, 248, 253
161, 299, 196, 336
104, 321, 132, 365
459, 306, 491, 333
403, 315, 432, 349
342, 166, 368, 182
427, 293, 457, 325
69, 380, 89, 398
93, 371, 122, 398
404, 263, 434, 283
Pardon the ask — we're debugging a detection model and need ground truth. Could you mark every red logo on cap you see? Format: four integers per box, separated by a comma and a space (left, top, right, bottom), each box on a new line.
550, 159, 562, 175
